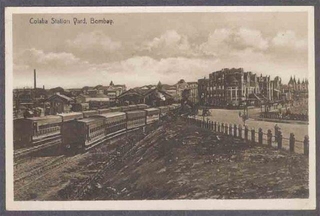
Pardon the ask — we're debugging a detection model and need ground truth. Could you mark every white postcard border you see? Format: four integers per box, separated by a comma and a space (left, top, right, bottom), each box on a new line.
5, 6, 316, 211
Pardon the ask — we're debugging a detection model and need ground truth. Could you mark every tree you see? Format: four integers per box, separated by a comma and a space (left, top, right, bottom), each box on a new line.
156, 81, 163, 90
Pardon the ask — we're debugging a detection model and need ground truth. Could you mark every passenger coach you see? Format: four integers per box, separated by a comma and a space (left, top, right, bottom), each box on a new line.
62, 116, 105, 151
14, 115, 62, 148
96, 112, 126, 137
82, 110, 99, 118
159, 106, 170, 117
126, 110, 146, 130
145, 108, 160, 124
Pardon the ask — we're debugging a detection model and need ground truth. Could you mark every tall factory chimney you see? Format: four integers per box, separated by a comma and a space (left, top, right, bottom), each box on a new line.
34, 69, 37, 90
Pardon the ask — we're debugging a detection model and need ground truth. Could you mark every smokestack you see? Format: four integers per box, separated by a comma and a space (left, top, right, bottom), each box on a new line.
43, 85, 45, 90
34, 69, 37, 90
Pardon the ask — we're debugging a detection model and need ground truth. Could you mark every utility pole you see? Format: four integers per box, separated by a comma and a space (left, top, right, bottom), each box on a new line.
33, 69, 37, 108
34, 69, 37, 90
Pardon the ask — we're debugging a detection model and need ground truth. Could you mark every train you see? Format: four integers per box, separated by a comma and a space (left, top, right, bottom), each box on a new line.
14, 104, 181, 152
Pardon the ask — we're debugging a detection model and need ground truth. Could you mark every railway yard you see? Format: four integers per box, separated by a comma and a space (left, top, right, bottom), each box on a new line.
14, 117, 308, 200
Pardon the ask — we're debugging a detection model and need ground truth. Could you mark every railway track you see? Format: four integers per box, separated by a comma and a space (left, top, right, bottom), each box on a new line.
14, 135, 61, 160
14, 155, 68, 192
14, 126, 144, 199
71, 126, 165, 200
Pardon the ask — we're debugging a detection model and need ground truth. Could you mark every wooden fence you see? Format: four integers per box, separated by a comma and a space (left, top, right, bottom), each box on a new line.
260, 112, 308, 121
185, 117, 309, 156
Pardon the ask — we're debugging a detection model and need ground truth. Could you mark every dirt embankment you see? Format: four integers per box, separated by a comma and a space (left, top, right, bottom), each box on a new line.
16, 117, 308, 200
61, 118, 308, 200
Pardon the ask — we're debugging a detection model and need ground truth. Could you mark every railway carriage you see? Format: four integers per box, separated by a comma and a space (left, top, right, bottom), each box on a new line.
128, 104, 138, 111
14, 116, 62, 148
168, 105, 176, 111
120, 105, 138, 112
110, 107, 122, 112
144, 108, 160, 133
137, 104, 149, 110
159, 106, 170, 117
120, 106, 130, 112
98, 108, 112, 114
95, 112, 127, 137
82, 110, 99, 118
145, 108, 160, 124
126, 110, 146, 130
57, 112, 83, 122
62, 116, 105, 151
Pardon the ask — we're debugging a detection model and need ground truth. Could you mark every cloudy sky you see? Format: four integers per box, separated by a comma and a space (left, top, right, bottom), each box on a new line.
13, 12, 309, 89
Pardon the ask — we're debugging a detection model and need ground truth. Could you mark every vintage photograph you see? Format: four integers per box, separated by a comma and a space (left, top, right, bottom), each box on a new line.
5, 6, 316, 210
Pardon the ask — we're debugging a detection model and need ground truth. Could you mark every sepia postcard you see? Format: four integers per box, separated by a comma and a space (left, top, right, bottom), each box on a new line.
5, 6, 316, 210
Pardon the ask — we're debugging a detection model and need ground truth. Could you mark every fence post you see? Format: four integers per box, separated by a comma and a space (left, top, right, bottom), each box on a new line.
206, 119, 209, 129
274, 124, 279, 143
245, 126, 249, 141
267, 129, 272, 147
229, 124, 233, 136
251, 128, 255, 143
211, 121, 214, 130
221, 123, 224, 133
277, 131, 282, 149
214, 122, 217, 132
225, 123, 228, 135
289, 133, 295, 153
258, 128, 263, 145
218, 122, 221, 133
238, 125, 242, 139
234, 124, 237, 137
304, 135, 309, 156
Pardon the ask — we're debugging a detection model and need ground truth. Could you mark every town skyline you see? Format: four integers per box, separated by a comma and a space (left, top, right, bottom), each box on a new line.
13, 12, 309, 89
14, 69, 309, 90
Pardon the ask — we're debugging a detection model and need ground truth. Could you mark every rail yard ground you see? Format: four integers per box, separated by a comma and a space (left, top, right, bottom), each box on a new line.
14, 117, 308, 200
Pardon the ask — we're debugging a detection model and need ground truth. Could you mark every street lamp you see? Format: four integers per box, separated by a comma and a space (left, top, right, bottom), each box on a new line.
239, 99, 249, 126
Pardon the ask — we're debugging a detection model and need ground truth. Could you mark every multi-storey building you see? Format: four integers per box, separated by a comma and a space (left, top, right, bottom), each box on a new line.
198, 68, 277, 107
198, 77, 209, 105
288, 76, 308, 92
187, 82, 198, 104
257, 74, 273, 102
272, 76, 282, 101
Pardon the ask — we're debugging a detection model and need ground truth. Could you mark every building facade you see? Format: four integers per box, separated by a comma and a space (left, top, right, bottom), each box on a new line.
187, 82, 199, 104
47, 93, 73, 114
198, 78, 209, 106
198, 68, 279, 107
